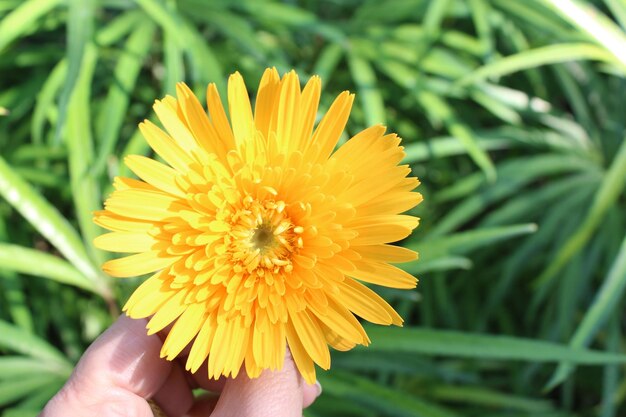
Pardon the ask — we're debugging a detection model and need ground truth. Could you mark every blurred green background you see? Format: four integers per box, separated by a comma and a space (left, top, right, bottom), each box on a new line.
1, 0, 626, 416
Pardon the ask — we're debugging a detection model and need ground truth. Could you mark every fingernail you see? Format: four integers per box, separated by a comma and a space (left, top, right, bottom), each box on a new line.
314, 380, 323, 397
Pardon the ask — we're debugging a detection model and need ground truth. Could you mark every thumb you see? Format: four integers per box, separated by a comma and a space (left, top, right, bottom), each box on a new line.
209, 352, 320, 417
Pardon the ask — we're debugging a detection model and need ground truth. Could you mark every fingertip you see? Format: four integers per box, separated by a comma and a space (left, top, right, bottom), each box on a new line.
302, 380, 322, 408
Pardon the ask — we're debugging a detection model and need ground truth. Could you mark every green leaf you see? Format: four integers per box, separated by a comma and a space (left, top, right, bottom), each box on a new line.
31, 59, 66, 145
0, 243, 98, 292
541, 0, 626, 70
54, 0, 95, 145
363, 326, 626, 364
0, 320, 71, 367
418, 223, 537, 257
546, 234, 626, 389
0, 374, 60, 407
429, 153, 593, 236
347, 53, 386, 126
319, 371, 461, 417
0, 155, 110, 298
456, 43, 619, 87
428, 384, 553, 412
402, 135, 513, 163
0, 0, 62, 53
0, 356, 71, 379
534, 138, 626, 288
92, 19, 156, 177
417, 91, 497, 181
312, 44, 344, 89
66, 43, 107, 268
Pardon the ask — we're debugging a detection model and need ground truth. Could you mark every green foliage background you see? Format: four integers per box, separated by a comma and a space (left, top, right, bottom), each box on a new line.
1, 0, 626, 416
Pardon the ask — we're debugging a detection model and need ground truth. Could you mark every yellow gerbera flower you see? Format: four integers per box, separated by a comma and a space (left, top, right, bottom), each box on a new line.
94, 68, 422, 383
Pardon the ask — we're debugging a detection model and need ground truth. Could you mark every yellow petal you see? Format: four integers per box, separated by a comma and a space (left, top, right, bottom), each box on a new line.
309, 91, 354, 163
288, 308, 330, 369
307, 298, 364, 344
93, 211, 156, 233
176, 82, 230, 162
139, 120, 194, 173
146, 289, 187, 334
105, 189, 182, 221
124, 155, 185, 198
286, 319, 316, 384
228, 72, 255, 145
254, 67, 281, 138
293, 75, 321, 151
206, 83, 236, 150
102, 251, 179, 278
153, 98, 199, 154
162, 302, 206, 360
337, 278, 403, 325
123, 270, 170, 317
358, 192, 423, 216
94, 231, 159, 253
354, 244, 418, 263
350, 222, 417, 246
349, 261, 417, 289
186, 314, 218, 373
276, 70, 301, 153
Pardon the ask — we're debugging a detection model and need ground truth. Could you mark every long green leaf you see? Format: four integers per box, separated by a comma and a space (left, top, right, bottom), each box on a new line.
319, 371, 461, 417
364, 326, 626, 364
535, 138, 626, 288
0, 155, 109, 298
0, 243, 98, 293
403, 135, 513, 163
0, 374, 60, 407
456, 43, 618, 87
541, 0, 626, 70
347, 53, 386, 126
66, 44, 107, 269
0, 356, 71, 379
0, 320, 71, 366
92, 20, 156, 176
546, 234, 626, 388
417, 91, 496, 180
0, 0, 62, 53
54, 0, 94, 144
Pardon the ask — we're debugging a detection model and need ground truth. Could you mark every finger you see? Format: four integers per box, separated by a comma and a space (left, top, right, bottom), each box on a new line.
210, 352, 310, 417
184, 393, 220, 417
152, 359, 194, 417
302, 380, 322, 408
186, 360, 227, 392
41, 315, 174, 417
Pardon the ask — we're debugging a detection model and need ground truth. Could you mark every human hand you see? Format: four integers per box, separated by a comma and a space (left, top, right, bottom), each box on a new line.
40, 315, 321, 417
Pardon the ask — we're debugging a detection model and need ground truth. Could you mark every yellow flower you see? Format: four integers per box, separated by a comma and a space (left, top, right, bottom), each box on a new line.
94, 68, 422, 383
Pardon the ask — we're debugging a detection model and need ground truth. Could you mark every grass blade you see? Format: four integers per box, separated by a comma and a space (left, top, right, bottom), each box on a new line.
546, 234, 626, 389
0, 243, 99, 293
319, 371, 461, 417
364, 326, 626, 364
66, 44, 107, 269
417, 91, 496, 180
92, 20, 156, 176
54, 0, 94, 144
456, 43, 618, 87
347, 53, 386, 126
542, 0, 626, 69
0, 155, 110, 299
0, 0, 62, 53
534, 138, 626, 288
0, 374, 61, 407
0, 320, 71, 366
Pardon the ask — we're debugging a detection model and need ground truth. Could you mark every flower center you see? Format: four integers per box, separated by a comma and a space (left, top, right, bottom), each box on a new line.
252, 223, 276, 252
228, 196, 302, 274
